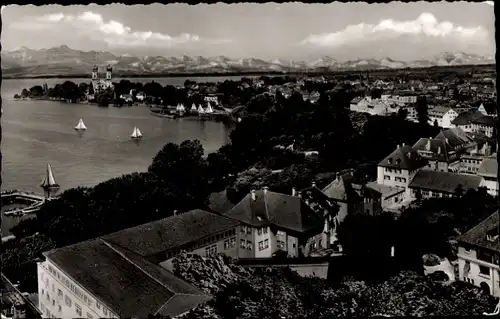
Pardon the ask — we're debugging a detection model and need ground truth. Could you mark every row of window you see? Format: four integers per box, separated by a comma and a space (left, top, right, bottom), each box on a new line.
257, 227, 269, 236
258, 239, 269, 251
223, 237, 237, 250
46, 264, 112, 317
166, 229, 237, 259
240, 226, 252, 235
240, 239, 253, 250
385, 168, 403, 174
394, 177, 407, 183
462, 158, 481, 164
205, 245, 217, 256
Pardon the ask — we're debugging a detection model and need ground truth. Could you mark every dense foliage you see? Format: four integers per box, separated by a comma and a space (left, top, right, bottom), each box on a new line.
173, 253, 498, 319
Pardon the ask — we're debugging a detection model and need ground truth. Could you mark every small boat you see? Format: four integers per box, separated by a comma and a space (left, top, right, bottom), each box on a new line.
74, 118, 87, 131
40, 163, 60, 198
191, 103, 197, 112
149, 110, 178, 119
205, 101, 214, 113
130, 126, 143, 140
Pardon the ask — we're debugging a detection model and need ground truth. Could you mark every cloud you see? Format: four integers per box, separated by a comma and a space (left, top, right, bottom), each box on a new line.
301, 13, 488, 47
11, 11, 231, 48
483, 1, 494, 6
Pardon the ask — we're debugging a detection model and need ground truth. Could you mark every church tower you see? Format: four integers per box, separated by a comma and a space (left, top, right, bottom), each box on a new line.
92, 65, 99, 80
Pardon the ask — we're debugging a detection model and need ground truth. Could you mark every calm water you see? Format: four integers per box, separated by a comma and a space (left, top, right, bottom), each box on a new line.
1, 76, 244, 236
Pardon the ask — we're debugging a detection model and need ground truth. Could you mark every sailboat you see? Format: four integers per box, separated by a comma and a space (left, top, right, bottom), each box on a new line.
40, 163, 60, 198
74, 118, 87, 131
130, 126, 143, 140
191, 103, 197, 112
205, 101, 214, 113
198, 105, 205, 114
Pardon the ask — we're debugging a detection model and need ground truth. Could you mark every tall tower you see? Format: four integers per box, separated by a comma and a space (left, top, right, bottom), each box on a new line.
92, 65, 99, 80
106, 65, 112, 81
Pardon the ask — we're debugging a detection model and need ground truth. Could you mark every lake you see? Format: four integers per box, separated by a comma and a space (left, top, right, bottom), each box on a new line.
1, 76, 245, 236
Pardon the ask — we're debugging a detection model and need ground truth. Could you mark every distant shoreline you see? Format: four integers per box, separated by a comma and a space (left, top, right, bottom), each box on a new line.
2, 64, 495, 80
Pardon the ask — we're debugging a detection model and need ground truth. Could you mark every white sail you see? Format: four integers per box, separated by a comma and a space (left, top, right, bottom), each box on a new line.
198, 105, 205, 113
191, 103, 197, 111
75, 118, 87, 130
206, 101, 213, 113
131, 126, 143, 138
179, 103, 185, 112
41, 163, 59, 188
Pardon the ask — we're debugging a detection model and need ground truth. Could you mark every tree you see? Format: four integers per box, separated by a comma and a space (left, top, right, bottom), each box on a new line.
397, 108, 408, 119
454, 184, 464, 198
21, 89, 29, 97
415, 96, 429, 125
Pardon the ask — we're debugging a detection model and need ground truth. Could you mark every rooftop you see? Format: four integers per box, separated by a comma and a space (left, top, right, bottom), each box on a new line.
44, 238, 211, 318
477, 155, 498, 178
102, 209, 240, 257
458, 212, 500, 253
364, 182, 404, 198
412, 138, 452, 162
224, 189, 324, 235
378, 145, 428, 170
321, 172, 361, 202
409, 170, 484, 194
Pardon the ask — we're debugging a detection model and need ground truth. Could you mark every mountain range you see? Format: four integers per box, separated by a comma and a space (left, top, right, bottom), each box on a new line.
1, 45, 496, 77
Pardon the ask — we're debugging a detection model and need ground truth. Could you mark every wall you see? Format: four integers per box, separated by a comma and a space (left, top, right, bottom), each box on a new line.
457, 247, 500, 298
481, 176, 499, 196
238, 225, 255, 258
254, 226, 273, 258
377, 166, 412, 189
38, 261, 117, 319
380, 190, 406, 209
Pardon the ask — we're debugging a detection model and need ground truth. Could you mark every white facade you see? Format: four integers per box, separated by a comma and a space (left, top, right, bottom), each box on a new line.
457, 246, 500, 298
376, 166, 418, 189
37, 260, 118, 319
428, 109, 458, 128
471, 122, 495, 138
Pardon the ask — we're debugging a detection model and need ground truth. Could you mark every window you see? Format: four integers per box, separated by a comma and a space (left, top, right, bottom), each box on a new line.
277, 240, 285, 250
75, 303, 82, 317
58, 305, 62, 312
240, 239, 246, 248
53, 299, 55, 306
224, 239, 230, 250
205, 245, 217, 256
246, 241, 252, 250
57, 289, 63, 298
384, 175, 390, 180
65, 295, 72, 307
264, 239, 269, 249
96, 302, 101, 310
263, 227, 268, 234
246, 227, 252, 235
46, 293, 50, 301
401, 178, 407, 183
103, 307, 108, 316
258, 228, 262, 236
479, 265, 491, 276
258, 241, 264, 251
240, 226, 245, 234
230, 237, 236, 248
87, 312, 94, 319
42, 289, 44, 295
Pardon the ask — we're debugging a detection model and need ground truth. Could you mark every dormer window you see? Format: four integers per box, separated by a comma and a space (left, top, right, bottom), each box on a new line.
486, 234, 498, 242
395, 158, 401, 165
388, 158, 393, 164
486, 229, 499, 242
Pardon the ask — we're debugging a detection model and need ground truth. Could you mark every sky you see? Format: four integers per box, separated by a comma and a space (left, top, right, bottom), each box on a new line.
1, 2, 495, 61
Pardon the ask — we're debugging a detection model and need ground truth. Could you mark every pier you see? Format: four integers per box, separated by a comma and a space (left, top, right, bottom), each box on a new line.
1, 191, 46, 217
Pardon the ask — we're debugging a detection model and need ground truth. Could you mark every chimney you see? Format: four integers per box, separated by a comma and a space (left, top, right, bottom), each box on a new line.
173, 210, 178, 216
311, 181, 316, 188
251, 189, 256, 201
437, 146, 441, 154
402, 142, 405, 147
397, 144, 400, 149
263, 186, 269, 194
292, 187, 297, 196
445, 138, 449, 144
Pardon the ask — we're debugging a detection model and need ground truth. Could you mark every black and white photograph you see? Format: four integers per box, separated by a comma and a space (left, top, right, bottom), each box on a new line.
0, 1, 498, 318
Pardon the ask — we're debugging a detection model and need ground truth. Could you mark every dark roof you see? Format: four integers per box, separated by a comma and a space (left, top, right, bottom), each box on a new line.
321, 173, 362, 202
208, 190, 237, 214
412, 138, 452, 162
44, 239, 211, 318
471, 115, 496, 126
434, 127, 473, 148
299, 185, 344, 216
451, 110, 484, 126
364, 182, 404, 198
458, 212, 500, 252
409, 170, 483, 194
224, 190, 324, 234
103, 209, 240, 257
378, 145, 428, 170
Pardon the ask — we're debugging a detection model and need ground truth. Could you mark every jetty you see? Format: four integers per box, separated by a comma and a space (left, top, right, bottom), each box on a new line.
2, 192, 45, 217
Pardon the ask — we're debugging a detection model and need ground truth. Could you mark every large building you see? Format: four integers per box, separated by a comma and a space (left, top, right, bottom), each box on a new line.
407, 170, 485, 199
223, 188, 329, 258
457, 212, 500, 297
37, 209, 238, 318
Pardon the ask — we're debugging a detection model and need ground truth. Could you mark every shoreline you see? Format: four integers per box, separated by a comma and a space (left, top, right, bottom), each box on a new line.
3, 63, 495, 80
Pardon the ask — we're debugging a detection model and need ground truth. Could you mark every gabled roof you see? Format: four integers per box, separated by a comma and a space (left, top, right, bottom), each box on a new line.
408, 170, 483, 194
412, 138, 452, 162
471, 115, 496, 126
224, 190, 324, 235
321, 173, 362, 203
434, 127, 474, 148
44, 238, 211, 318
364, 182, 404, 199
451, 110, 485, 126
458, 212, 499, 253
378, 145, 428, 170
102, 209, 240, 257
478, 155, 498, 178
